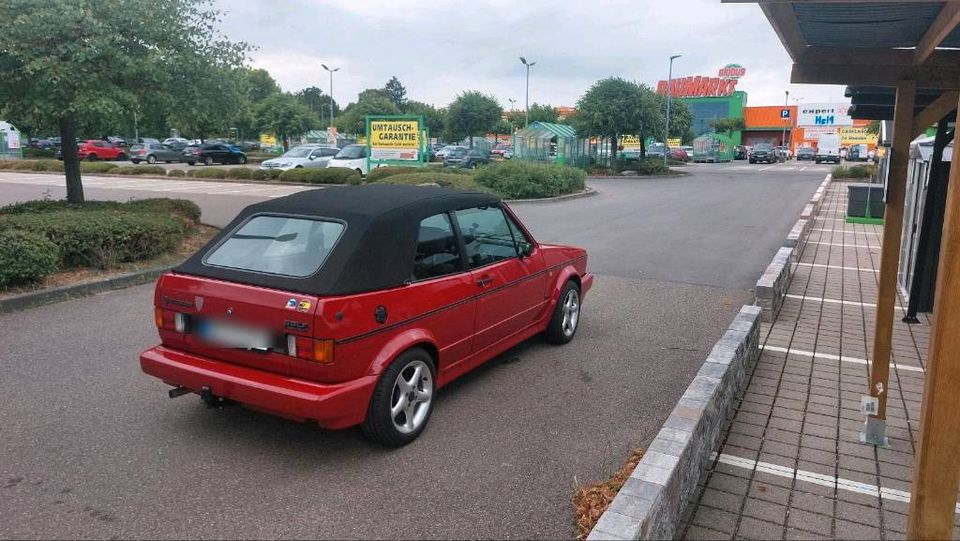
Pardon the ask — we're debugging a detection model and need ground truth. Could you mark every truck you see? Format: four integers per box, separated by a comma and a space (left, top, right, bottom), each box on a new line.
815, 133, 841, 164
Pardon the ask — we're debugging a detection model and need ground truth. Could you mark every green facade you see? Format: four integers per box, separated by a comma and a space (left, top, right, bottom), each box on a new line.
677, 91, 746, 146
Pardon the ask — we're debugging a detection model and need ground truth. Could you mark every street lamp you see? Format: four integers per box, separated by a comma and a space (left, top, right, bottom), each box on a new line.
519, 57, 536, 128
321, 64, 340, 131
508, 98, 516, 112
664, 54, 682, 168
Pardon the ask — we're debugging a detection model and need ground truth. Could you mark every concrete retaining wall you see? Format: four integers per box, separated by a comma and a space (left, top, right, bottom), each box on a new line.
587, 305, 761, 541
754, 247, 794, 323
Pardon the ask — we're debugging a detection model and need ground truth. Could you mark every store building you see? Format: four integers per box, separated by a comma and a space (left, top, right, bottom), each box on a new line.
656, 64, 747, 145
742, 105, 796, 148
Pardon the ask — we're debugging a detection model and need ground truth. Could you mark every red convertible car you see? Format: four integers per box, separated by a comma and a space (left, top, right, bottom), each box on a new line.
141, 185, 592, 445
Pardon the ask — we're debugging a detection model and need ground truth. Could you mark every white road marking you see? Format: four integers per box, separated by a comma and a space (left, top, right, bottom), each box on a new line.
0, 172, 306, 198
784, 293, 906, 311
760, 344, 923, 372
712, 453, 956, 511
809, 241, 878, 249
797, 262, 878, 273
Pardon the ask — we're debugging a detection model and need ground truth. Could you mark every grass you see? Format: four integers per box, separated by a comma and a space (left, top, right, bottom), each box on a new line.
573, 448, 646, 540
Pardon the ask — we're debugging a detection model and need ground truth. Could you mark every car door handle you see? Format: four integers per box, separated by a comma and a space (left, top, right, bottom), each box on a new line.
476, 276, 492, 287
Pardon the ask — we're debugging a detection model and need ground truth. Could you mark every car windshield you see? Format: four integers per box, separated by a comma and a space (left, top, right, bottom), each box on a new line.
204, 215, 345, 277
448, 148, 467, 157
754, 144, 773, 151
334, 145, 365, 159
283, 147, 314, 158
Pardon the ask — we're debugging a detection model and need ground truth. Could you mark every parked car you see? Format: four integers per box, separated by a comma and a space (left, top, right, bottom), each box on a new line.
139, 185, 593, 445
796, 146, 816, 161
734, 145, 748, 160
238, 140, 261, 152
646, 143, 667, 159
815, 134, 841, 164
107, 136, 127, 147
30, 138, 55, 150
130, 142, 185, 164
260, 145, 339, 171
669, 147, 689, 162
748, 143, 781, 164
163, 137, 190, 150
847, 144, 870, 162
775, 146, 792, 160
73, 139, 127, 161
491, 143, 512, 158
435, 145, 467, 159
184, 143, 247, 166
327, 144, 372, 176
443, 148, 490, 169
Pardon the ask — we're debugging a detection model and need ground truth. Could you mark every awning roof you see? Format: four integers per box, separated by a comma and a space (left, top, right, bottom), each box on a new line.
515, 121, 578, 139
724, 1, 960, 89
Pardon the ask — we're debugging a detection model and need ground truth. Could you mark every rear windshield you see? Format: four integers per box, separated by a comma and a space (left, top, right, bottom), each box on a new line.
204, 215, 345, 277
754, 144, 773, 150
335, 145, 365, 159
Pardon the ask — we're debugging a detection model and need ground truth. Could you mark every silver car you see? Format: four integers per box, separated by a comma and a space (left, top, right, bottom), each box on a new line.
260, 145, 339, 171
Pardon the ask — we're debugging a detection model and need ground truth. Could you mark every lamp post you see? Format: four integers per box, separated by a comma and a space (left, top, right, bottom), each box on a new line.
508, 98, 516, 112
781, 90, 790, 148
664, 54, 682, 168
321, 64, 340, 130
519, 57, 536, 128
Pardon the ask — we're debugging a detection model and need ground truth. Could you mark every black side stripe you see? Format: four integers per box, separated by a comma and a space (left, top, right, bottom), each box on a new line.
335, 255, 586, 345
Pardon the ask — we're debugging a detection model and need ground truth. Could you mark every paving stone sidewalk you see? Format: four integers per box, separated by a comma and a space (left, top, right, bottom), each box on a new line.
676, 182, 953, 540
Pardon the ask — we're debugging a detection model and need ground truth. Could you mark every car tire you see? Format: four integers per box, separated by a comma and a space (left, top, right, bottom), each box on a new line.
237, 155, 247, 165
131, 159, 140, 164
204, 156, 213, 166
545, 280, 582, 345
187, 161, 195, 166
86, 154, 97, 161
361, 348, 436, 446
147, 155, 156, 164
116, 153, 127, 161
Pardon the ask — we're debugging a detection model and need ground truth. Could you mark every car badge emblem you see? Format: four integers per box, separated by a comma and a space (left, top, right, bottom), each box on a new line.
297, 300, 311, 313
286, 298, 298, 310
194, 296, 204, 311
226, 307, 234, 316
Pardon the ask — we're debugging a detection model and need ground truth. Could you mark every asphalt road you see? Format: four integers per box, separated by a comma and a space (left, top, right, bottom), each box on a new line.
0, 162, 827, 539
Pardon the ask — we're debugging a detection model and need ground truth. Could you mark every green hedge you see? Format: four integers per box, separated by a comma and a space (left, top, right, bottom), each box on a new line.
22, 148, 56, 159
168, 169, 186, 177
0, 229, 59, 287
81, 162, 118, 173
226, 168, 253, 180
473, 161, 586, 199
251, 168, 282, 180
832, 164, 876, 179
373, 172, 494, 193
0, 198, 200, 225
278, 167, 361, 184
109, 165, 166, 176
0, 160, 117, 174
0, 210, 185, 269
187, 168, 228, 179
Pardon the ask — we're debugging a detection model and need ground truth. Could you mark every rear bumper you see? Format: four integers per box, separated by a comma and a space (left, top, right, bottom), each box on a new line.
140, 345, 377, 429
581, 272, 595, 298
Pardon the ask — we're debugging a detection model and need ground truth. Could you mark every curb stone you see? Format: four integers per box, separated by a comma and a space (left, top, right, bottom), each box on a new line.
0, 265, 171, 314
586, 305, 762, 541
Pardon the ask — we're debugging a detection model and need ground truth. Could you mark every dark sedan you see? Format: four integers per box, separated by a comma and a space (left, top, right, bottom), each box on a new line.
443, 148, 490, 169
184, 143, 247, 166
734, 145, 748, 160
748, 143, 782, 164
796, 146, 816, 161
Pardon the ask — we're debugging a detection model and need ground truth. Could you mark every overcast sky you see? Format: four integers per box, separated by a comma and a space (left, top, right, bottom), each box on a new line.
214, 0, 849, 109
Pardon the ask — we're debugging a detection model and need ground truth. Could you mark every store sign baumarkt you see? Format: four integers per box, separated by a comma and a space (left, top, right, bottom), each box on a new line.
369, 119, 420, 160
657, 63, 746, 98
797, 103, 853, 127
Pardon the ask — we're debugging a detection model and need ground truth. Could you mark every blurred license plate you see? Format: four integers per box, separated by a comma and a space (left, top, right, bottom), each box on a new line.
196, 320, 272, 350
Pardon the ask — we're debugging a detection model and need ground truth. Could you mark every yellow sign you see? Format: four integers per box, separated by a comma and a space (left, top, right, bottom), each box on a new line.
619, 135, 642, 148
259, 133, 277, 147
668, 138, 682, 148
840, 126, 878, 146
370, 120, 419, 148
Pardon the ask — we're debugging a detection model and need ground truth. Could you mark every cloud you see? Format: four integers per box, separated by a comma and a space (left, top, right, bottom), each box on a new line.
214, 0, 848, 109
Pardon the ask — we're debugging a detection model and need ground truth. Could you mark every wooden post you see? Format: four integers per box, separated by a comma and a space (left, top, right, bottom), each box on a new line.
907, 90, 960, 540
864, 80, 916, 445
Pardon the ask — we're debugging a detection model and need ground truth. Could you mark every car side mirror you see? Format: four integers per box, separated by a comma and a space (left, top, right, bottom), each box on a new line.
518, 241, 534, 258
308, 155, 315, 160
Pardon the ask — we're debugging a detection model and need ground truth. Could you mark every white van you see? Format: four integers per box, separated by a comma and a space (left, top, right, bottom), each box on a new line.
815, 133, 841, 164
326, 144, 372, 176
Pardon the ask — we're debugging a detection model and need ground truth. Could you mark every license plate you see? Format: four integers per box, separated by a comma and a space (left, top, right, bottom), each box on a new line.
196, 319, 272, 350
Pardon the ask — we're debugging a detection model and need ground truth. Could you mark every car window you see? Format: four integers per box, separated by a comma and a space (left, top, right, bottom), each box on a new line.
204, 215, 345, 277
310, 148, 330, 158
504, 211, 530, 249
335, 145, 366, 159
412, 213, 463, 281
454, 206, 518, 268
322, 148, 339, 156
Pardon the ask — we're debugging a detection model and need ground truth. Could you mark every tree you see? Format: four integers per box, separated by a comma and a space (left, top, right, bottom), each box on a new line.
384, 76, 408, 111
444, 91, 501, 147
491, 119, 515, 143
246, 68, 280, 103
167, 64, 247, 143
257, 93, 318, 150
335, 93, 399, 136
571, 77, 649, 161
405, 101, 444, 139
709, 117, 745, 135
665, 100, 694, 142
295, 86, 340, 127
527, 103, 559, 124
0, 0, 248, 203
505, 109, 526, 130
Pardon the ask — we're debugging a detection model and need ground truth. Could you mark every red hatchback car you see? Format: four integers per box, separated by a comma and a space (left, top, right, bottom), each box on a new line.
141, 185, 592, 445
77, 139, 127, 161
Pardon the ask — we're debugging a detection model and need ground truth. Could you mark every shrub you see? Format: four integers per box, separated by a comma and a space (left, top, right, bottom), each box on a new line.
278, 167, 361, 185
633, 159, 670, 175
832, 164, 875, 179
0, 210, 185, 269
22, 148, 56, 159
167, 169, 186, 177
109, 165, 166, 175
30, 159, 64, 172
473, 160, 586, 199
0, 198, 200, 225
187, 168, 228, 179
226, 168, 253, 180
0, 229, 59, 287
367, 166, 430, 181
0, 160, 18, 170
374, 172, 496, 194
80, 162, 118, 174
251, 168, 282, 181
124, 198, 201, 225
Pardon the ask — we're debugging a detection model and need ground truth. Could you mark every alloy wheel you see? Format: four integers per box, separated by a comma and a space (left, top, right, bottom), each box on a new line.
561, 288, 580, 337
390, 359, 433, 434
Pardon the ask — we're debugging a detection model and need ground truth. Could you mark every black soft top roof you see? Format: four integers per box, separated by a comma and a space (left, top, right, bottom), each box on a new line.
175, 185, 500, 295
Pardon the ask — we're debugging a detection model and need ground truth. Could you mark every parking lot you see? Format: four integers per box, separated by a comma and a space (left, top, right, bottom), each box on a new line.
0, 163, 825, 538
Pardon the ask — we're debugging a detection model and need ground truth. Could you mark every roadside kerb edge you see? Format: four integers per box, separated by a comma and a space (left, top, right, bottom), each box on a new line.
586, 305, 761, 541
0, 265, 171, 313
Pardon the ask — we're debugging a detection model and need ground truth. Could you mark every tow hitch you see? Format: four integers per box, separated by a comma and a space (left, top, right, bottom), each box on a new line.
168, 386, 191, 399
199, 386, 235, 409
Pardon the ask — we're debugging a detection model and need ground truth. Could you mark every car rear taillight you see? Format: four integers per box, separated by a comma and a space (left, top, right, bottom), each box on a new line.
155, 308, 187, 333
286, 335, 335, 364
